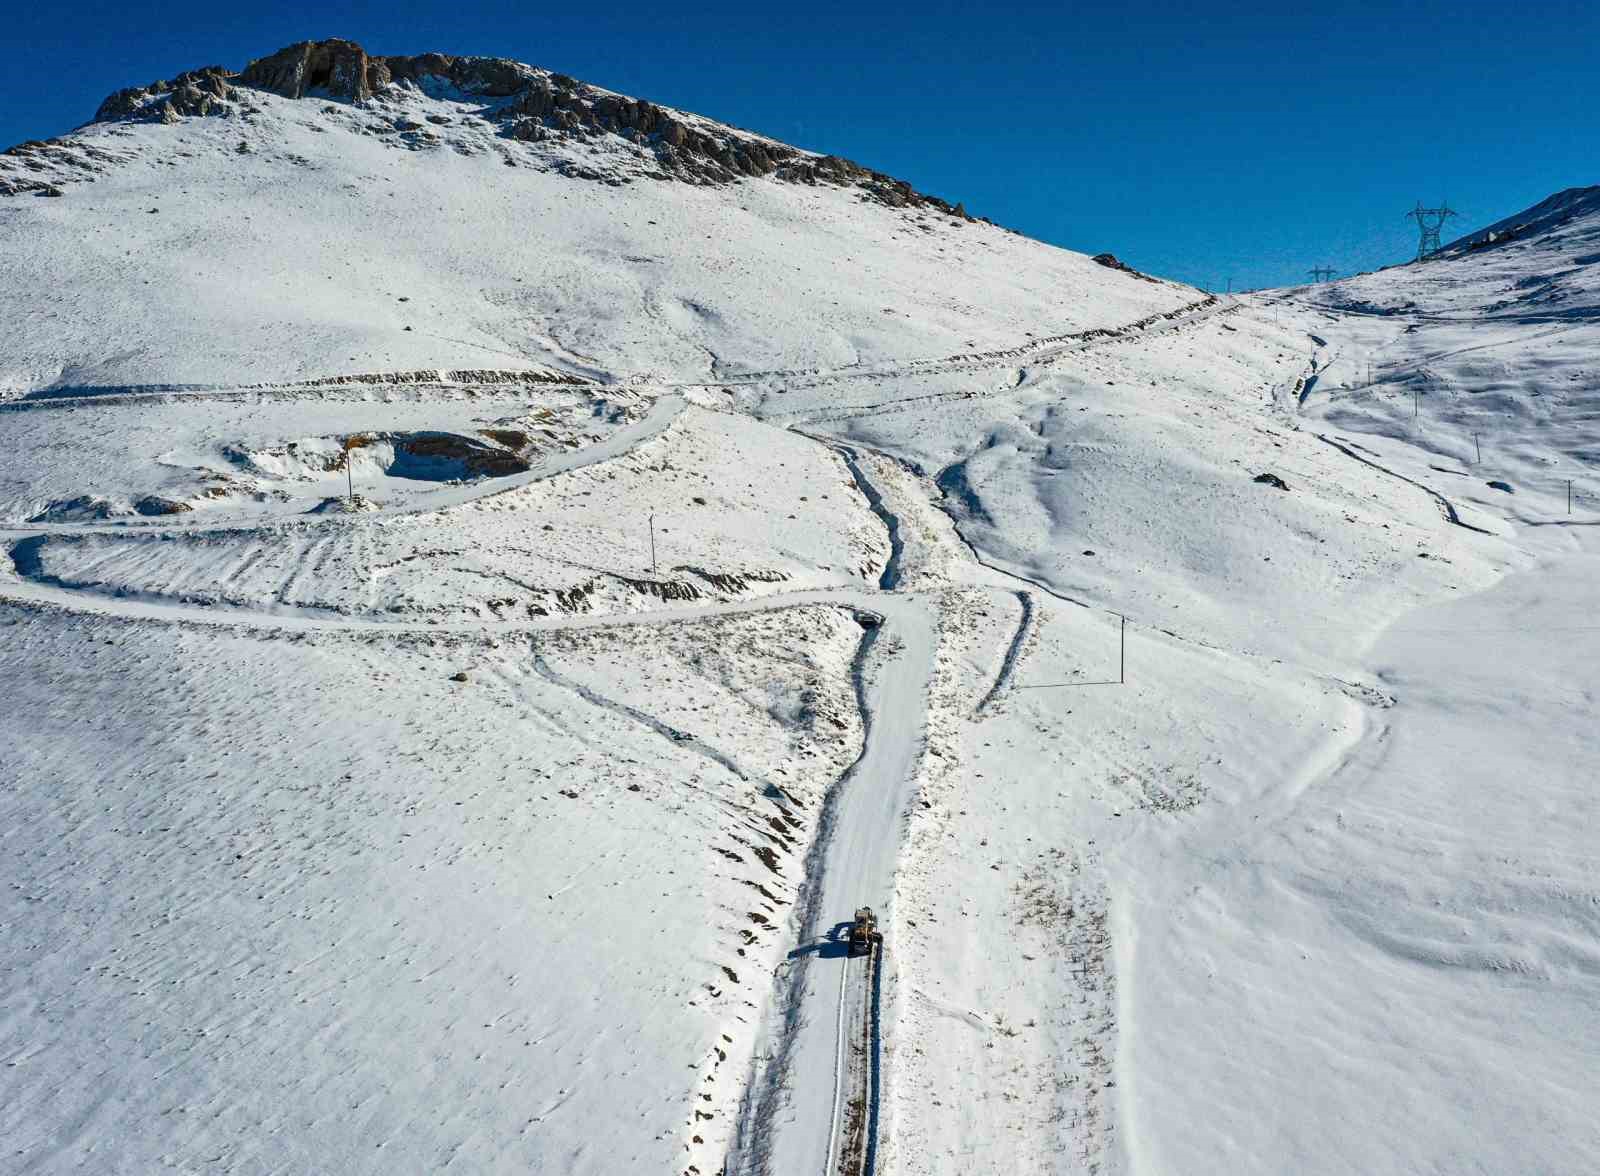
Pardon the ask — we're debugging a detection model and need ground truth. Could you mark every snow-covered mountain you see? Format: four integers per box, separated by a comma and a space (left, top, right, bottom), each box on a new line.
3, 39, 1596, 1176
0, 37, 1182, 398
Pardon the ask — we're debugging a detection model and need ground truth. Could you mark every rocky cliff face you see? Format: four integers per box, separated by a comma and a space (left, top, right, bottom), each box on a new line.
57, 38, 976, 217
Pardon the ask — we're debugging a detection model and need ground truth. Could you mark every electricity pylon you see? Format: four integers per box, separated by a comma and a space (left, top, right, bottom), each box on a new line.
1307, 266, 1337, 283
1405, 201, 1458, 261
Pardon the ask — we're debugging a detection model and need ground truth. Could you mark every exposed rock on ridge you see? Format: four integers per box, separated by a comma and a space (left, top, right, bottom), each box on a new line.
65, 37, 978, 216
95, 66, 236, 123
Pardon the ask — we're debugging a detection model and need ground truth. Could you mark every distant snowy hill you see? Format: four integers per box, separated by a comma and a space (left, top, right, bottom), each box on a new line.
1272, 184, 1600, 480
1290, 184, 1600, 322
3, 39, 1597, 1176
1443, 184, 1600, 263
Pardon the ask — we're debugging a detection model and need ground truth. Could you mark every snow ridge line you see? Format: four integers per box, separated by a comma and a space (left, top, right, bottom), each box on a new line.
975, 589, 1034, 715
3, 366, 592, 410
726, 614, 884, 1176
761, 299, 1237, 426
1314, 433, 1494, 535
729, 295, 1222, 391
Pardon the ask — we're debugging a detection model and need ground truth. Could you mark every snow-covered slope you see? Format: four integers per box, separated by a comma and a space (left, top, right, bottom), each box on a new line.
1270, 185, 1600, 488
4, 40, 1596, 1176
0, 39, 1187, 397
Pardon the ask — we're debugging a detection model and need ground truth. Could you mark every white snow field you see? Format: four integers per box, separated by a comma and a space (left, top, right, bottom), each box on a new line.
3, 40, 1596, 1176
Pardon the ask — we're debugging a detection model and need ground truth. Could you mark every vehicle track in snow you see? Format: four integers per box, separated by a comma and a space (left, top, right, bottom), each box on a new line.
724, 295, 1224, 396
0, 324, 1107, 1176
754, 297, 1234, 425
1314, 432, 1494, 534
828, 936, 882, 1176
528, 645, 769, 794
975, 589, 1034, 715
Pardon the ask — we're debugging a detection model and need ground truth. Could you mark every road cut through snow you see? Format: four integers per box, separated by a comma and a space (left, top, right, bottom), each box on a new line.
3, 535, 939, 1176
731, 593, 936, 1176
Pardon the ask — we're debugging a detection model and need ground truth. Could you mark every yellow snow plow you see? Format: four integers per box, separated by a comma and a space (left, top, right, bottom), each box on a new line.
848, 907, 883, 957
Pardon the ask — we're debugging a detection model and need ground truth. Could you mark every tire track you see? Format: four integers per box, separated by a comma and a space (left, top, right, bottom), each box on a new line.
1314, 433, 1494, 534
752, 297, 1230, 423
832, 935, 882, 1176
527, 646, 764, 787
975, 589, 1034, 715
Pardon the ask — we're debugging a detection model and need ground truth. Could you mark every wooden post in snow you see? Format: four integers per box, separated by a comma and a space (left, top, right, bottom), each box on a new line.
1119, 614, 1126, 685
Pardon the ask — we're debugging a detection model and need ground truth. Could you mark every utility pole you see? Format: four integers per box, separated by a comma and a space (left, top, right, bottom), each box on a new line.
1474, 433, 1481, 463
649, 513, 657, 576
344, 436, 357, 504
1307, 266, 1338, 283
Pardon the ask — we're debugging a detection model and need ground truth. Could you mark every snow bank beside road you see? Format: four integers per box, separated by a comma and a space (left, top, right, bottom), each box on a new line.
0, 602, 865, 1176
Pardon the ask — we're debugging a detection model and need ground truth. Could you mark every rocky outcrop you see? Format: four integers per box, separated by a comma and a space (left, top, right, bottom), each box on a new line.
134, 495, 195, 516
237, 39, 377, 102
1091, 253, 1154, 281
94, 67, 235, 123
70, 37, 981, 217
0, 136, 126, 196
395, 433, 530, 478
236, 41, 545, 104
0, 175, 63, 197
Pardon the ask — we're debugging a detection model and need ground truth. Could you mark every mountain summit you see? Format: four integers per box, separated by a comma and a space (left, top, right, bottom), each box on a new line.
0, 38, 1180, 397
6, 37, 975, 218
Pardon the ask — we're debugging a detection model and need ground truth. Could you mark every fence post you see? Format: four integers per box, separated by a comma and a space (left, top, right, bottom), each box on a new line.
1119, 614, 1126, 685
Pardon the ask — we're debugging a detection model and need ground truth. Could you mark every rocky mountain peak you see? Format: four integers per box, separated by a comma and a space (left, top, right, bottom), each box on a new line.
59, 37, 981, 219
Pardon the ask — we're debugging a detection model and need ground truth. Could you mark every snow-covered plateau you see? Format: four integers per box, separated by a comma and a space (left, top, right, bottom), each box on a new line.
2, 38, 1595, 1176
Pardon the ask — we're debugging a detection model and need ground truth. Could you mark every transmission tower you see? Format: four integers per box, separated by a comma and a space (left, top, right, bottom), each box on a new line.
1405, 201, 1458, 261
1307, 266, 1338, 283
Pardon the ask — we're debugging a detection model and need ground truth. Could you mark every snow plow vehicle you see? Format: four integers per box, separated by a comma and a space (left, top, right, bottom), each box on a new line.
848, 907, 883, 956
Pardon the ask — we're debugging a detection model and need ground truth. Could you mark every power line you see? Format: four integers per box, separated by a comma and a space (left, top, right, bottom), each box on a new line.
1405, 201, 1459, 261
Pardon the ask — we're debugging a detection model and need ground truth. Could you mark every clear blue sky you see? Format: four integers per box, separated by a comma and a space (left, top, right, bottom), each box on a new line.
6, 0, 1596, 290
